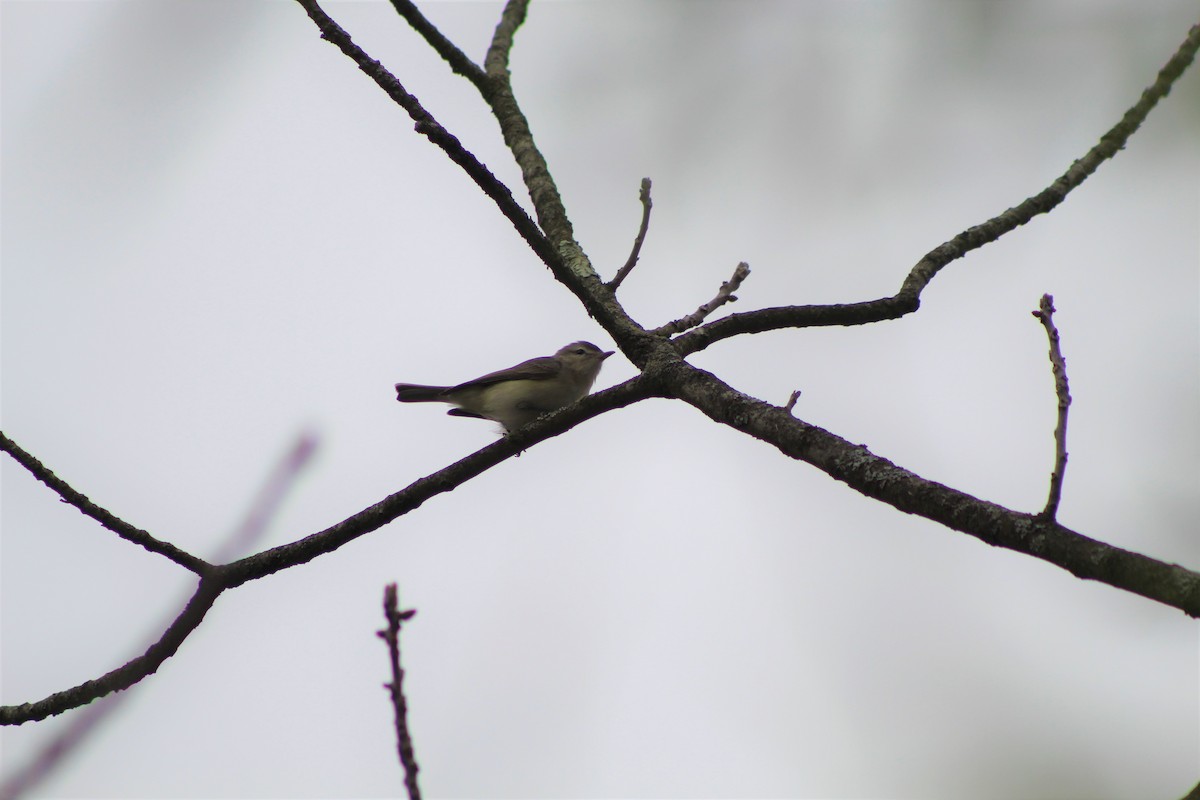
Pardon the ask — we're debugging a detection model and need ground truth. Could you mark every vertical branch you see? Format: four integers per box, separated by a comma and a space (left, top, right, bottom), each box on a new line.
1032, 294, 1072, 520
608, 178, 653, 291
378, 584, 421, 800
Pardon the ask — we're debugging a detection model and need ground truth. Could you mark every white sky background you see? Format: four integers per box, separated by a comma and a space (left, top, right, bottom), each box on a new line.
1, 0, 1198, 798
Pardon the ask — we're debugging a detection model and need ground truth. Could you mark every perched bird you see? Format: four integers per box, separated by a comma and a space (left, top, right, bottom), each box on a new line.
394, 341, 614, 432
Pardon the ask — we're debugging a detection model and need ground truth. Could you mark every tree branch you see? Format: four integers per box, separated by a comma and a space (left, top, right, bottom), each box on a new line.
0, 380, 654, 725
0, 434, 318, 787
293, 0, 652, 353
484, 0, 528, 79
9, 1, 1195, 740
378, 584, 421, 800
293, 0, 556, 271
0, 431, 211, 575
673, 21, 1200, 356
656, 358, 1200, 616
219, 375, 655, 588
608, 178, 653, 291
387, 0, 485, 89
1032, 295, 1071, 521
653, 262, 751, 336
0, 578, 223, 725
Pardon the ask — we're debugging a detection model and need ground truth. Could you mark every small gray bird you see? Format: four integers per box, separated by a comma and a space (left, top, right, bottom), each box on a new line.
394, 341, 614, 432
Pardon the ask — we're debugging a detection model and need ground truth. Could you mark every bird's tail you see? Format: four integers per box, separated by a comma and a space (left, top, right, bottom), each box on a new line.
395, 383, 450, 403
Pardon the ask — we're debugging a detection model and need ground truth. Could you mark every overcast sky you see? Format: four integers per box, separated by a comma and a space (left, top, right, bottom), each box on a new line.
2, 1, 1198, 798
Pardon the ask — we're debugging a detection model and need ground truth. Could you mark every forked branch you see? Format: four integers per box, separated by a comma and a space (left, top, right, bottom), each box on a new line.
0, 432, 210, 575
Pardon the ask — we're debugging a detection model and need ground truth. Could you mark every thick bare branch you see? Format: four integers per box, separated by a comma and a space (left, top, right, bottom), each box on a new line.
1032, 295, 1072, 521
674, 21, 1200, 356
9, 1, 1193, 738
484, 0, 528, 79
0, 431, 211, 575
654, 358, 1200, 616
378, 584, 421, 800
608, 178, 653, 291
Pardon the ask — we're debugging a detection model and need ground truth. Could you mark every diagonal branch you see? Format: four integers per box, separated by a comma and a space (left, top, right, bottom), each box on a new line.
387, 0, 485, 89
0, 431, 211, 575
674, 21, 1200, 356
656, 358, 1200, 616
378, 584, 422, 800
0, 379, 654, 726
653, 262, 751, 336
0, 577, 223, 725
294, 0, 556, 271
219, 375, 656, 588
484, 0, 528, 79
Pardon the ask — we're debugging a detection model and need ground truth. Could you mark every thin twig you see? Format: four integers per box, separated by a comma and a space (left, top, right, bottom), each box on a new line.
378, 584, 421, 800
293, 0, 557, 270
1032, 295, 1071, 520
0, 431, 211, 575
653, 262, 751, 337
608, 178, 653, 291
387, 0, 486, 89
784, 390, 802, 414
0, 578, 222, 726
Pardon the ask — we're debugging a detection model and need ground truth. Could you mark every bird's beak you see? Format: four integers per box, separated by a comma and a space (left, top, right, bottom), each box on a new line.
601, 351, 615, 360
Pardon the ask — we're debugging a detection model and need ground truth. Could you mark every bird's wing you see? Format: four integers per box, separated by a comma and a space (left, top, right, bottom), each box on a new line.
450, 355, 562, 390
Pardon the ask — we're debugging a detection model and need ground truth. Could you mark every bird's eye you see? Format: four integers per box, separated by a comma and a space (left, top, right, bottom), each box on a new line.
574, 348, 586, 355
